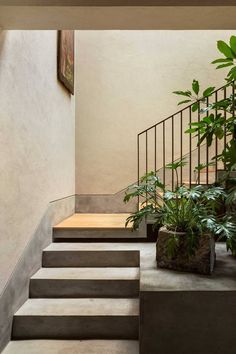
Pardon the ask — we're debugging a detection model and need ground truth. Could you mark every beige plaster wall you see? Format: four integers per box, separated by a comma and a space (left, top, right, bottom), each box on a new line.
75, 30, 234, 194
0, 30, 75, 294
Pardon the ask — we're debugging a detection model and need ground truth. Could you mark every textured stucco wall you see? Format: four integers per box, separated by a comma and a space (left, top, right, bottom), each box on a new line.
0, 30, 75, 295
75, 30, 234, 194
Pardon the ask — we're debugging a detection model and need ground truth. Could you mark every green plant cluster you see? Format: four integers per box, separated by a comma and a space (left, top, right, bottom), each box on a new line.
124, 163, 236, 257
172, 35, 236, 255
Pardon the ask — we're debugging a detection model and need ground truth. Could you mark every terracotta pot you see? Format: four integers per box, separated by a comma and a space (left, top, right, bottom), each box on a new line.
156, 227, 215, 275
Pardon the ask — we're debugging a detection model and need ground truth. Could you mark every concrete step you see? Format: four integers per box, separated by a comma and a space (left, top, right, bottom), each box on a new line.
30, 267, 140, 298
43, 243, 140, 268
12, 298, 139, 340
3, 340, 139, 354
53, 213, 146, 241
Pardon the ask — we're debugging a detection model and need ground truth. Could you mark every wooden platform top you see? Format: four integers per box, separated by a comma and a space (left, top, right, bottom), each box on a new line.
54, 213, 132, 229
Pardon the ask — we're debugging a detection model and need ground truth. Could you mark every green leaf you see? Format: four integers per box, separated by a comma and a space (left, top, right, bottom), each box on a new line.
203, 87, 215, 97
230, 35, 236, 55
227, 66, 236, 80
215, 127, 225, 139
227, 66, 236, 76
166, 158, 187, 171
192, 80, 199, 95
217, 40, 235, 59
212, 58, 233, 64
177, 99, 192, 106
194, 162, 215, 172
206, 133, 214, 147
216, 62, 234, 69
185, 128, 197, 134
173, 90, 192, 97
191, 102, 199, 112
202, 116, 213, 124
191, 121, 203, 126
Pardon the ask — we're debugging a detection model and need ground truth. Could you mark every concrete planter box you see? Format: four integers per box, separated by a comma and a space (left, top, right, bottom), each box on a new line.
156, 227, 215, 275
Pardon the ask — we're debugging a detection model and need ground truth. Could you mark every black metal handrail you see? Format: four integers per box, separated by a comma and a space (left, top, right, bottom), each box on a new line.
137, 81, 233, 200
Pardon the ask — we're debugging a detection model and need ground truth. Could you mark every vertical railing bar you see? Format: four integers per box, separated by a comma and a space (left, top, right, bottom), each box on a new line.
163, 122, 166, 187
146, 131, 148, 175
154, 126, 157, 175
189, 107, 192, 188
206, 96, 209, 185
215, 92, 218, 182
224, 86, 227, 170
146, 130, 148, 206
154, 126, 157, 206
232, 82, 235, 173
233, 80, 235, 127
137, 134, 140, 210
180, 111, 183, 185
197, 102, 201, 184
172, 116, 174, 191
233, 81, 235, 136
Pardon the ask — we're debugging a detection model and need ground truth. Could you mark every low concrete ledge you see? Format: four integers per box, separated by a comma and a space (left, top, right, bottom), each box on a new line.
139, 243, 236, 354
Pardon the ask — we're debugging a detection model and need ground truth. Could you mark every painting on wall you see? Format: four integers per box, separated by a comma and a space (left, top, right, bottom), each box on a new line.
57, 30, 75, 95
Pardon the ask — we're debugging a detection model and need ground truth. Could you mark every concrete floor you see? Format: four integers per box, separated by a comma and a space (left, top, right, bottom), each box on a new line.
140, 242, 236, 291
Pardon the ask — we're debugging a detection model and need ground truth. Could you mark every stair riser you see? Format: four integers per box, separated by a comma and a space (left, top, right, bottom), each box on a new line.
12, 316, 139, 340
2, 340, 139, 354
29, 279, 139, 298
53, 228, 143, 240
43, 251, 140, 268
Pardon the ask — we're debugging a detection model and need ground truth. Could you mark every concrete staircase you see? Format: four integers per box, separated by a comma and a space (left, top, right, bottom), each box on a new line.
3, 219, 141, 354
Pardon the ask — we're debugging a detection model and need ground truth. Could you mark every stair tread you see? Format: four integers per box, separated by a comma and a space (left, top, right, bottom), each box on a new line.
3, 340, 139, 354
54, 213, 132, 229
15, 298, 139, 317
31, 267, 140, 280
44, 243, 142, 251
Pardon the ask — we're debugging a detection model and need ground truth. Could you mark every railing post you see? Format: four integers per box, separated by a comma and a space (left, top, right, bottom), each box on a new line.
137, 134, 140, 210
224, 86, 227, 171
145, 130, 148, 205
172, 115, 174, 190
180, 111, 183, 186
163, 122, 166, 186
154, 126, 157, 176
215, 91, 218, 181
232, 81, 235, 143
206, 96, 209, 185
189, 107, 192, 188
197, 102, 201, 184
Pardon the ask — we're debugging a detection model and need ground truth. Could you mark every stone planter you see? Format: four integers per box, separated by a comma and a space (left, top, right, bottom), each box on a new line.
156, 227, 215, 275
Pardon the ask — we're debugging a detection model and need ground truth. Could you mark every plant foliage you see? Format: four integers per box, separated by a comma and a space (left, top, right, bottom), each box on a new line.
172, 35, 236, 255
124, 162, 236, 257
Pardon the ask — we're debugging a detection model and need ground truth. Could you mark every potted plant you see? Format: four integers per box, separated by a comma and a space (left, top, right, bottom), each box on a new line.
124, 161, 236, 274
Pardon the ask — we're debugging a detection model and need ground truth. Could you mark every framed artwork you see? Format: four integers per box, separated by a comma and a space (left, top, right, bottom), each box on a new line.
57, 30, 75, 95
